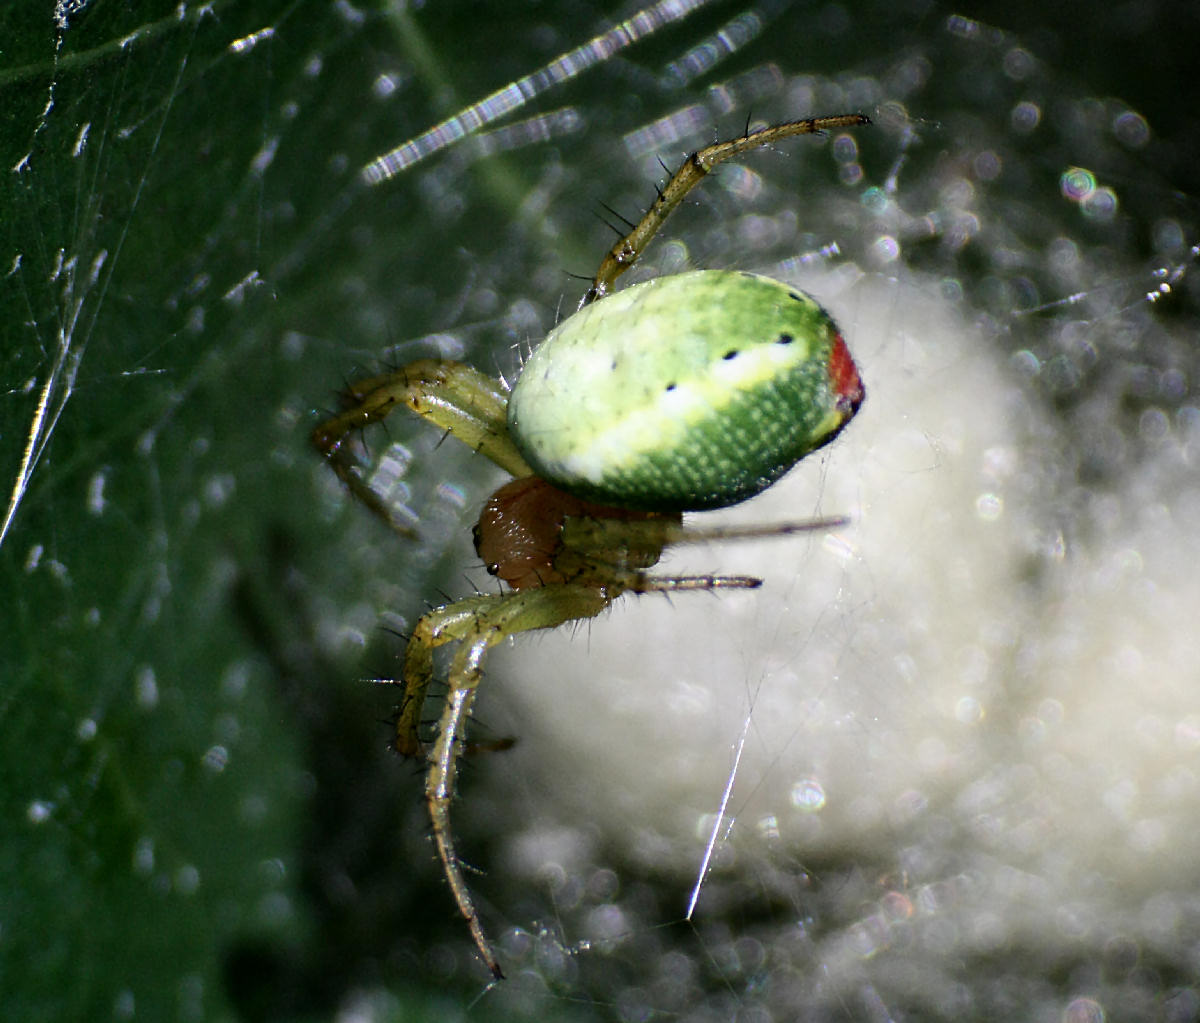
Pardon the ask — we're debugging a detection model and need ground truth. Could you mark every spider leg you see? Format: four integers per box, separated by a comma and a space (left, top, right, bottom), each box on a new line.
581, 113, 870, 306
623, 518, 854, 591
312, 359, 533, 534
401, 584, 613, 978
563, 513, 849, 555
392, 594, 504, 757
632, 573, 764, 593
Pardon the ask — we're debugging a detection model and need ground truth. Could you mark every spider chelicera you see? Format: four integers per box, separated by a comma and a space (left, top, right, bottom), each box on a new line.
313, 112, 869, 978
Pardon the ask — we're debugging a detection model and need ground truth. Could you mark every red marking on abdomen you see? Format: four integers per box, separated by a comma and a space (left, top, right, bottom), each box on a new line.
828, 332, 865, 415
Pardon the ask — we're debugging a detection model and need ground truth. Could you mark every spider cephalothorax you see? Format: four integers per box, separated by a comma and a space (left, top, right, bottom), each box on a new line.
473, 475, 671, 590
313, 112, 869, 978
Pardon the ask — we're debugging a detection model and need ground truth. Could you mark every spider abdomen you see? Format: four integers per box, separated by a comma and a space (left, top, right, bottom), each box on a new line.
507, 270, 864, 512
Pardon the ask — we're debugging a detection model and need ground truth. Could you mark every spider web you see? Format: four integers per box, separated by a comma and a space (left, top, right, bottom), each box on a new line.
2, 1, 1198, 1020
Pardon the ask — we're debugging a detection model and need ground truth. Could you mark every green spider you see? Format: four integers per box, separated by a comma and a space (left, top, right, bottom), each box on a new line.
313, 113, 869, 979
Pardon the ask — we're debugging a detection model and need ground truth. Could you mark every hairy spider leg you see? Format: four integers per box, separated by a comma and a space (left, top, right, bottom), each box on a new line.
408, 584, 608, 979
562, 513, 851, 554
581, 113, 871, 307
398, 569, 763, 979
312, 359, 532, 534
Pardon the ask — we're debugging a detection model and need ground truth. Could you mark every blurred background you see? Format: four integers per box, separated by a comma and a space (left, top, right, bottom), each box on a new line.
2, 1, 1199, 1020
